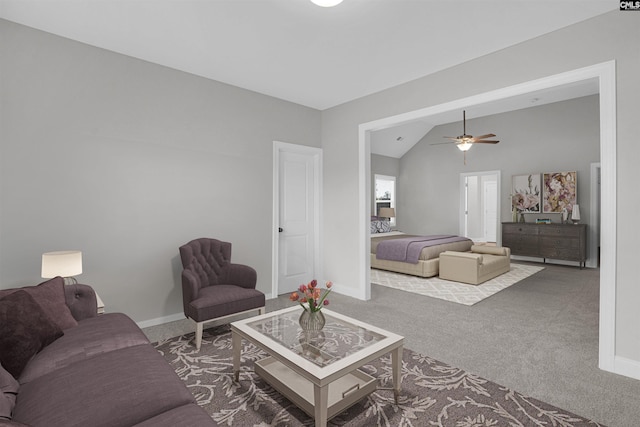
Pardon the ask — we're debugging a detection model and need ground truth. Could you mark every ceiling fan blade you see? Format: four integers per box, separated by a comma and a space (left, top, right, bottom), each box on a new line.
431, 141, 457, 146
473, 140, 499, 144
472, 134, 496, 140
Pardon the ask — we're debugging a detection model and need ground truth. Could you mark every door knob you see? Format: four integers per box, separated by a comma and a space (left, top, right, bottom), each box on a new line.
278, 227, 283, 233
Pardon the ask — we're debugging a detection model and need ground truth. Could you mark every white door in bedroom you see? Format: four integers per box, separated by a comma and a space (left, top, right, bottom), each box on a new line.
273, 142, 322, 296
483, 181, 497, 242
459, 170, 500, 243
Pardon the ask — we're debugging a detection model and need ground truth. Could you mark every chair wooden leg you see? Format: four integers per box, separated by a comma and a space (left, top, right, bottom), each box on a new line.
259, 307, 266, 315
195, 321, 204, 351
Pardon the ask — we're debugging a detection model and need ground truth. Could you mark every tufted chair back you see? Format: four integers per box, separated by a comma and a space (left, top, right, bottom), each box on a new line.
179, 238, 232, 288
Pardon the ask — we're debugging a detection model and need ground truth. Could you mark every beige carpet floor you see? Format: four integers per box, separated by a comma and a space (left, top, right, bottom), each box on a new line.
371, 263, 544, 305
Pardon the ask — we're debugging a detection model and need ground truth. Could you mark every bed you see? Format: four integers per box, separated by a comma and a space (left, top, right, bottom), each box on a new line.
371, 229, 473, 278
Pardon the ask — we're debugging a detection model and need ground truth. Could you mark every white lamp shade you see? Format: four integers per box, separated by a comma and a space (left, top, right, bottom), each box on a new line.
379, 207, 395, 218
310, 0, 343, 6
42, 251, 82, 278
571, 204, 581, 221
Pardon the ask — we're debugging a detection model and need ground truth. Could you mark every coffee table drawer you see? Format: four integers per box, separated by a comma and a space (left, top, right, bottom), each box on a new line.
255, 356, 377, 420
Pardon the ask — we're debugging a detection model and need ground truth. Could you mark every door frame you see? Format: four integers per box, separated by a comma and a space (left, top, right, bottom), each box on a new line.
458, 170, 501, 243
272, 141, 323, 298
588, 162, 600, 268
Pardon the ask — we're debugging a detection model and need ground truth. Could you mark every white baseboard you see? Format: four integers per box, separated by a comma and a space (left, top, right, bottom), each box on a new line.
136, 312, 185, 329
613, 355, 640, 381
136, 293, 273, 329
331, 282, 364, 300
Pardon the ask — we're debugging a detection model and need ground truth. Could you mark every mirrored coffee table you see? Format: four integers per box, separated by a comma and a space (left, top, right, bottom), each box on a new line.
231, 306, 404, 427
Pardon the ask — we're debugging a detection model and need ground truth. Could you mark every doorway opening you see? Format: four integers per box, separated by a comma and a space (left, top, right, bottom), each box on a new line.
460, 170, 500, 244
358, 61, 617, 374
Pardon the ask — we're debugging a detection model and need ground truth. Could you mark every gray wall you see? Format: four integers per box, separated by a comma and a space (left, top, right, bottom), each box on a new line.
398, 95, 599, 240
321, 10, 640, 363
0, 19, 321, 323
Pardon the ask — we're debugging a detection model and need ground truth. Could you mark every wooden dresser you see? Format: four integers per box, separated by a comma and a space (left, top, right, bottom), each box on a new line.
502, 222, 587, 268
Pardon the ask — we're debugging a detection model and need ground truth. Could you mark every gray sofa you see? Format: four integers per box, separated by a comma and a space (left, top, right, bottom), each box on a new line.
0, 279, 217, 427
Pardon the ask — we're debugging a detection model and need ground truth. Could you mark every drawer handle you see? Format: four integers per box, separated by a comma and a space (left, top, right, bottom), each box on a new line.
342, 383, 360, 398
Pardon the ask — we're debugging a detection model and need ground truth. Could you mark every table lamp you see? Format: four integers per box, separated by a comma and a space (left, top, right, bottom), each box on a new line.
571, 204, 581, 224
41, 250, 82, 285
379, 207, 395, 220
41, 250, 104, 314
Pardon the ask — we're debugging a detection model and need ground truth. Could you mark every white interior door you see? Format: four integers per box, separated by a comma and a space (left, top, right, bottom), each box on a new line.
276, 146, 320, 295
459, 170, 500, 242
484, 181, 497, 242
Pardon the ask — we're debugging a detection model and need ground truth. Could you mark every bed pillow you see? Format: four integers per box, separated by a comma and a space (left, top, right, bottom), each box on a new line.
0, 291, 64, 379
371, 219, 391, 234
0, 277, 77, 330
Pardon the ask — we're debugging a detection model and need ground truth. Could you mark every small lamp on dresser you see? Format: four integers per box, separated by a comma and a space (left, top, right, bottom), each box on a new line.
571, 204, 581, 224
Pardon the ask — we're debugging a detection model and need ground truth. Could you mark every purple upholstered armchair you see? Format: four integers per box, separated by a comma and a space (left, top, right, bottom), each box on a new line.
179, 238, 265, 350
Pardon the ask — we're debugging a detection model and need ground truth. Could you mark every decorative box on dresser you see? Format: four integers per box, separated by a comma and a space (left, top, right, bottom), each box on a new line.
502, 222, 587, 268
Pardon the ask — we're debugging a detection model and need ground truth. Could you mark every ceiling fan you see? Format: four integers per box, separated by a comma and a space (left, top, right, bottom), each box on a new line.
432, 110, 499, 164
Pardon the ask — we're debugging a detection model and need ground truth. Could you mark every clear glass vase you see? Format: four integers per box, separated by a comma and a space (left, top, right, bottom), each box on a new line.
299, 309, 326, 331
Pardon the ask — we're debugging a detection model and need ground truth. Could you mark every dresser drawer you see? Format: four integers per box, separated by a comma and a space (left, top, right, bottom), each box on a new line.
502, 235, 539, 257
540, 246, 582, 261
540, 236, 580, 250
538, 225, 582, 238
502, 224, 539, 235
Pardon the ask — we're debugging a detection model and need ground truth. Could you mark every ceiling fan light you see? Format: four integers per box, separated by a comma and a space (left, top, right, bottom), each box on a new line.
310, 0, 344, 7
457, 142, 473, 152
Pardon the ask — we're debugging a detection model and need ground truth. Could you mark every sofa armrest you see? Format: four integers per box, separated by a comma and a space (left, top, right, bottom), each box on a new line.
228, 263, 257, 289
440, 251, 483, 265
471, 245, 510, 257
64, 284, 98, 321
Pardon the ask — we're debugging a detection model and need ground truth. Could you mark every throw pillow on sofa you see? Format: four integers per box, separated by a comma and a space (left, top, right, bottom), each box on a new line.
0, 291, 64, 379
0, 277, 77, 330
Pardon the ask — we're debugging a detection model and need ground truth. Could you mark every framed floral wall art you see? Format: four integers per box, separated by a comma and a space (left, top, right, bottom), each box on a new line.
512, 174, 541, 212
543, 171, 577, 213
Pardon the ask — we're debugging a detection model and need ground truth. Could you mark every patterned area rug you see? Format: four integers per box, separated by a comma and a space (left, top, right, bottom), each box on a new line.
154, 326, 604, 427
371, 263, 544, 306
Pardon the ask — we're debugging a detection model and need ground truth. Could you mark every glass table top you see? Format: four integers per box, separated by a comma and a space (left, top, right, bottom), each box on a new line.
245, 309, 386, 367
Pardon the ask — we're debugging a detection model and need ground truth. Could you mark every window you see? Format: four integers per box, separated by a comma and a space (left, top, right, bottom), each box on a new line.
374, 174, 396, 226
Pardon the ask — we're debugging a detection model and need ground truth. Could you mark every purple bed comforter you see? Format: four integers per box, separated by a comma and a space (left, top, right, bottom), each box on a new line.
376, 235, 471, 264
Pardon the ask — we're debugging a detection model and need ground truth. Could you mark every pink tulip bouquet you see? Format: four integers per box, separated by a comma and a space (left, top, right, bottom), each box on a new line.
289, 279, 332, 313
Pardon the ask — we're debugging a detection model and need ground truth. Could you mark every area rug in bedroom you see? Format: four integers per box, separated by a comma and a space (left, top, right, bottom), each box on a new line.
371, 263, 544, 306
154, 325, 604, 427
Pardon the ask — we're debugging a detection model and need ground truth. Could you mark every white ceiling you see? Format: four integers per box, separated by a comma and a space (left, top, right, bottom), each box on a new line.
0, 0, 612, 157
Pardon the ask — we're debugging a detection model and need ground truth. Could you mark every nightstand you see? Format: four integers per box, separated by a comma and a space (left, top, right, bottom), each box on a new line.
96, 292, 105, 315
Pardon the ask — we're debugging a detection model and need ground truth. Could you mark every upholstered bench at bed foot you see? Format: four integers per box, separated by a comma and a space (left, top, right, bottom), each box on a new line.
439, 245, 511, 285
